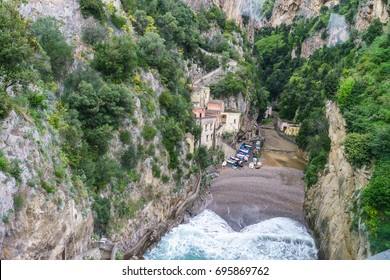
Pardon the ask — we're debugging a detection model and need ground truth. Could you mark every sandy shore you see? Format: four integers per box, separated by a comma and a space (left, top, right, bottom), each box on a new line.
205, 167, 305, 231
204, 124, 307, 231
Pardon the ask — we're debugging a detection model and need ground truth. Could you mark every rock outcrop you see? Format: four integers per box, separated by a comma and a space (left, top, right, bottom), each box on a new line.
0, 111, 94, 259
301, 31, 325, 58
305, 101, 371, 259
355, 0, 389, 31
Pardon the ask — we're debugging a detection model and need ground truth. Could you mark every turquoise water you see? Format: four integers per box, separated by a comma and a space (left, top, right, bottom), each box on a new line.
144, 210, 318, 260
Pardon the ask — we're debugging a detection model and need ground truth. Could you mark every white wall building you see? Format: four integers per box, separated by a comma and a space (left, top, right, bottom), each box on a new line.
222, 112, 241, 133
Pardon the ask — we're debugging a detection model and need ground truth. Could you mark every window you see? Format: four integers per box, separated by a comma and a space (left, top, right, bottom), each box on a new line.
205, 124, 208, 131
234, 119, 236, 124
211, 134, 213, 140
206, 135, 209, 141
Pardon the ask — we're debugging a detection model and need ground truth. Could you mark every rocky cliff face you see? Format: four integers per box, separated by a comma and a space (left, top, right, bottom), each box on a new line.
305, 101, 371, 259
0, 111, 93, 259
355, 0, 389, 31
0, 0, 199, 260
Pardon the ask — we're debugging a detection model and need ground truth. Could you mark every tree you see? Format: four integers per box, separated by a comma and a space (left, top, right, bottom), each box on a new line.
0, 1, 37, 91
79, 0, 105, 22
195, 146, 210, 170
82, 21, 108, 46
92, 35, 138, 82
31, 16, 74, 79
362, 19, 383, 44
133, 10, 150, 35
137, 32, 167, 67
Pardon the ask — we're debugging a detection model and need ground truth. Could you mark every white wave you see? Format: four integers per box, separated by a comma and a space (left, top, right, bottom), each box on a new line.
144, 210, 318, 260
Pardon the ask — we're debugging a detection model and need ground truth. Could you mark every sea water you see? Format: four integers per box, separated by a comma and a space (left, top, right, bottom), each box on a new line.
144, 210, 318, 260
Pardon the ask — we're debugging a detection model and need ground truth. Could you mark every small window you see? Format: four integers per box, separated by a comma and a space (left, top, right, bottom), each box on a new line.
234, 119, 236, 124
206, 135, 209, 141
205, 124, 208, 131
211, 134, 213, 140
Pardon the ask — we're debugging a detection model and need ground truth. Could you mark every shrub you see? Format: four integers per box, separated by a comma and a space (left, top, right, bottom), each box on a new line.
92, 35, 138, 81
0, 91, 12, 119
41, 180, 55, 194
162, 174, 170, 184
31, 16, 74, 79
142, 124, 157, 141
110, 13, 127, 29
79, 0, 105, 22
137, 32, 167, 67
119, 131, 132, 145
92, 196, 111, 234
152, 164, 161, 178
9, 160, 22, 183
82, 21, 108, 46
195, 146, 210, 170
14, 192, 23, 211
344, 133, 372, 167
28, 92, 47, 109
0, 151, 8, 172
121, 144, 138, 169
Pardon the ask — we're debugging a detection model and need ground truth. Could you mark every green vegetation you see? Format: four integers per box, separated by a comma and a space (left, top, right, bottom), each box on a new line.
31, 16, 74, 80
262, 0, 275, 21
2, 0, 387, 251
142, 124, 157, 141
92, 35, 138, 82
0, 1, 38, 91
0, 151, 9, 172
14, 192, 24, 211
79, 0, 105, 22
82, 21, 108, 46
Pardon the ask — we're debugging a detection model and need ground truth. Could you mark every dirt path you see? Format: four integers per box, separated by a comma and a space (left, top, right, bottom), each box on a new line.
205, 123, 308, 231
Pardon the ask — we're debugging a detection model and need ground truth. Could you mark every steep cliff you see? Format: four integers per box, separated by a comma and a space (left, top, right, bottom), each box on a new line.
305, 101, 371, 259
0, 109, 94, 259
0, 0, 200, 259
355, 0, 389, 31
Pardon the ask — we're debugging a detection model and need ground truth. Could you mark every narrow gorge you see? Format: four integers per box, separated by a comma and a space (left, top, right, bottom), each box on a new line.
0, 0, 389, 260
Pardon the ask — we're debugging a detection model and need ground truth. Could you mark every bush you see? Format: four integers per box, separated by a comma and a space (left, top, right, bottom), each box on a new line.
119, 131, 132, 145
344, 133, 372, 167
31, 16, 74, 79
0, 151, 8, 172
121, 144, 138, 169
142, 124, 157, 141
137, 32, 167, 67
9, 160, 22, 183
14, 192, 23, 211
362, 19, 383, 44
41, 180, 55, 194
0, 91, 12, 119
195, 146, 210, 170
110, 13, 127, 29
92, 35, 138, 81
79, 0, 105, 22
82, 21, 108, 46
28, 92, 47, 109
361, 159, 390, 253
152, 164, 161, 178
162, 174, 170, 184
92, 196, 111, 234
